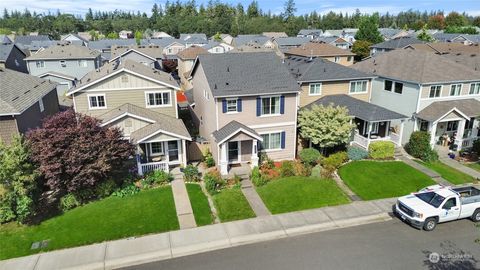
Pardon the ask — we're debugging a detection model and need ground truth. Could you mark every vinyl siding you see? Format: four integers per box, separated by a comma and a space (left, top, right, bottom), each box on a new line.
256, 125, 296, 161
419, 82, 480, 111
322, 56, 353, 66
299, 80, 370, 107
0, 116, 19, 144
27, 57, 100, 79
109, 116, 151, 137
192, 64, 217, 139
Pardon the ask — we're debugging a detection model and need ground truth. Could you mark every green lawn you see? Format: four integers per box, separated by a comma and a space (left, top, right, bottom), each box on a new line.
465, 162, 480, 173
414, 160, 475, 185
339, 161, 436, 200
212, 188, 255, 222
256, 177, 349, 214
186, 183, 214, 226
0, 187, 179, 260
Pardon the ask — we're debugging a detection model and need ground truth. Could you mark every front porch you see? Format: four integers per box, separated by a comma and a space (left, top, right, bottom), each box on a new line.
136, 139, 187, 175
351, 118, 404, 149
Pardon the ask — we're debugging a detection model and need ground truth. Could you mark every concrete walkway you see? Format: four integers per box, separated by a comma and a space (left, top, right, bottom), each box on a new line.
171, 179, 197, 229
333, 172, 361, 201
438, 156, 480, 181
0, 199, 395, 270
241, 179, 271, 216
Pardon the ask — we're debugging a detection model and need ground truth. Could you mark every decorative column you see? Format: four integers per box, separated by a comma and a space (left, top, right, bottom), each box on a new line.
182, 140, 187, 166
220, 143, 228, 175
456, 119, 466, 150
366, 121, 372, 148
398, 120, 405, 146
429, 122, 437, 148
251, 139, 259, 168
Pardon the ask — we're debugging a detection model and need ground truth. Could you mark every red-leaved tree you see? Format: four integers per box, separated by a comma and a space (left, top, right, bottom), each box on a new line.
26, 109, 135, 195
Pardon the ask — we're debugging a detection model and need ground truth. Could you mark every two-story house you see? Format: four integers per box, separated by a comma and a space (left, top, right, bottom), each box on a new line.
109, 45, 163, 69
177, 46, 209, 89
284, 41, 355, 66
0, 67, 59, 144
25, 43, 102, 97
352, 49, 480, 150
66, 60, 190, 175
0, 43, 28, 73
88, 39, 139, 61
190, 52, 300, 175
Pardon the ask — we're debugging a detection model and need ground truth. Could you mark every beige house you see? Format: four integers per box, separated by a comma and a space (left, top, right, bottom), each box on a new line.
177, 46, 209, 89
190, 52, 300, 175
284, 41, 355, 66
67, 60, 191, 175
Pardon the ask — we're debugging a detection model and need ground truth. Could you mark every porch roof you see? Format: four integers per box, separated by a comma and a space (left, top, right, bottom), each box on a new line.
417, 99, 480, 122
303, 94, 408, 122
212, 120, 262, 144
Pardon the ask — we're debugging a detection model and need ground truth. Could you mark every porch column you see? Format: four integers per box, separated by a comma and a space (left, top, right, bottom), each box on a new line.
182, 140, 187, 166
398, 120, 405, 146
429, 122, 437, 148
456, 119, 466, 150
220, 143, 228, 175
251, 139, 258, 168
367, 121, 372, 148
136, 145, 143, 176
165, 142, 170, 163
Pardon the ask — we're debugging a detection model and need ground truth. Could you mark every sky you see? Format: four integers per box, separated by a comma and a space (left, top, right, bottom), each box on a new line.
1, 0, 480, 17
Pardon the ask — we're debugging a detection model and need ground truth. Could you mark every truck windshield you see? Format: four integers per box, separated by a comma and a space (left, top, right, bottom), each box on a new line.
415, 192, 445, 208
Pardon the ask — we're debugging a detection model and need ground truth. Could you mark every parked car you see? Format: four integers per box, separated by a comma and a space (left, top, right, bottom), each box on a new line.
395, 185, 480, 231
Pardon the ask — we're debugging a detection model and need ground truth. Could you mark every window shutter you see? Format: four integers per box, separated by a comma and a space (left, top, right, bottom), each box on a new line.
222, 99, 227, 113
280, 95, 285, 114
256, 97, 261, 116
281, 131, 286, 149
237, 98, 242, 112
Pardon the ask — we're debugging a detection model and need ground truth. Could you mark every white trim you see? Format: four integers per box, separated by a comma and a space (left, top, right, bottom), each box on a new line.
74, 86, 171, 92
258, 131, 283, 152
426, 85, 443, 99
348, 80, 369, 94
109, 49, 157, 63
145, 90, 173, 108
308, 83, 322, 96
149, 141, 164, 156
227, 141, 241, 163
432, 107, 470, 124
293, 93, 299, 160
87, 93, 107, 110
38, 72, 75, 81
249, 122, 296, 129
225, 98, 238, 113
449, 84, 462, 96
469, 82, 480, 95
100, 112, 156, 127
137, 129, 191, 143
420, 93, 480, 101
215, 98, 219, 131
260, 95, 281, 116
217, 127, 263, 145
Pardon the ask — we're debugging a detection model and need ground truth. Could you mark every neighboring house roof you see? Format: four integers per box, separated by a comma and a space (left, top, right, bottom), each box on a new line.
183, 36, 208, 45
151, 31, 172, 38
285, 41, 355, 57
303, 94, 408, 122
28, 40, 69, 51
25, 43, 100, 60
110, 45, 163, 61
98, 103, 191, 142
177, 45, 208, 60
62, 33, 89, 43
144, 38, 181, 47
180, 33, 207, 41
371, 36, 425, 50
351, 49, 480, 84
68, 59, 179, 94
284, 56, 374, 83
233, 35, 271, 47
378, 28, 403, 39
416, 99, 480, 122
316, 36, 340, 44
212, 120, 262, 144
275, 37, 311, 47
262, 32, 288, 39
38, 71, 76, 81
298, 29, 323, 36
0, 68, 57, 115
405, 42, 480, 54
14, 35, 51, 45
0, 34, 13, 44
0, 43, 25, 61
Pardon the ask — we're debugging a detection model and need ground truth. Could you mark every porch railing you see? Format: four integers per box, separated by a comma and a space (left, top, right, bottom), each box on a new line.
389, 132, 401, 146
138, 161, 169, 176
352, 132, 402, 149
352, 132, 369, 149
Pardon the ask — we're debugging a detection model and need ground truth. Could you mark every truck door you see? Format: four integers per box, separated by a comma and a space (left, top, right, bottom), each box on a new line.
439, 197, 461, 222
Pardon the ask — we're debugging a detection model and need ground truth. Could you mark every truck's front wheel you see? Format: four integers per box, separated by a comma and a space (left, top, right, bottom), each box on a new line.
423, 218, 437, 231
472, 209, 480, 222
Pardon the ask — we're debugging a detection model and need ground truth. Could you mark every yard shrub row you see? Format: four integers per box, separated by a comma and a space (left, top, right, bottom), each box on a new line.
368, 141, 395, 160
405, 131, 439, 162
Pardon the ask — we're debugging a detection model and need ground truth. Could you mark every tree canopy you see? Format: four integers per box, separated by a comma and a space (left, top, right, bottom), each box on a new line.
355, 15, 383, 44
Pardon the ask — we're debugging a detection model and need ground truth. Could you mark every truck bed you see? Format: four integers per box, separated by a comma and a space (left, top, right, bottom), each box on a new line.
452, 186, 480, 205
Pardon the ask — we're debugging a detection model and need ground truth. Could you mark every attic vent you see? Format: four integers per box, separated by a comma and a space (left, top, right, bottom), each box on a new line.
33, 84, 39, 88
225, 82, 229, 86
121, 75, 128, 83
226, 66, 230, 72
24, 90, 31, 94
214, 84, 217, 89
12, 96, 19, 101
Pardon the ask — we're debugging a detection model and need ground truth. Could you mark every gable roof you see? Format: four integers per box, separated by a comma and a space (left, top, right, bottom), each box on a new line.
371, 36, 425, 50
285, 41, 355, 57
352, 49, 480, 84
144, 37, 181, 47
177, 45, 208, 60
378, 28, 403, 39
0, 35, 12, 44
212, 120, 262, 144
275, 37, 311, 47
284, 56, 374, 83
62, 33, 89, 43
25, 43, 100, 60
0, 68, 57, 115
180, 33, 207, 41
233, 35, 271, 47
110, 45, 163, 61
417, 99, 480, 122
303, 94, 408, 121
0, 43, 25, 61
88, 39, 139, 50
262, 32, 288, 39
14, 35, 51, 45
67, 59, 179, 95
298, 29, 323, 36
191, 52, 300, 97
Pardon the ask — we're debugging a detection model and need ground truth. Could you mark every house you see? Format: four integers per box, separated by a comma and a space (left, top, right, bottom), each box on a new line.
233, 35, 274, 48
218, 34, 234, 45
177, 46, 209, 89
352, 49, 480, 150
66, 60, 191, 175
316, 37, 352, 49
0, 34, 13, 44
119, 30, 133, 39
61, 33, 89, 46
25, 43, 102, 97
202, 41, 233, 54
404, 43, 480, 70
88, 39, 139, 61
370, 36, 424, 56
0, 67, 59, 144
273, 37, 310, 52
14, 34, 51, 50
297, 29, 323, 39
284, 41, 355, 66
323, 29, 358, 44
180, 34, 208, 47
151, 31, 172, 39
180, 33, 208, 41
378, 28, 406, 40
109, 45, 163, 69
262, 32, 288, 39
28, 40, 69, 54
190, 52, 300, 175
0, 43, 28, 73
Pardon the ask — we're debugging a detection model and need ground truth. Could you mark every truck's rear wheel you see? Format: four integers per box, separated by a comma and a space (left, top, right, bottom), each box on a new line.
423, 218, 437, 231
472, 209, 480, 222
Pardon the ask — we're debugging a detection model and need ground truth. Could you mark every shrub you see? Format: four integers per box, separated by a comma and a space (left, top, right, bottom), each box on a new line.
259, 151, 274, 170
261, 168, 280, 181
59, 193, 80, 212
347, 145, 368, 161
299, 148, 321, 166
368, 141, 395, 160
111, 184, 140, 198
473, 139, 480, 156
183, 165, 200, 182
405, 131, 438, 162
204, 150, 215, 168
0, 201, 15, 223
143, 170, 174, 188
251, 166, 267, 187
294, 161, 311, 176
95, 179, 117, 199
320, 151, 348, 178
279, 160, 296, 177
311, 165, 322, 178
204, 170, 224, 195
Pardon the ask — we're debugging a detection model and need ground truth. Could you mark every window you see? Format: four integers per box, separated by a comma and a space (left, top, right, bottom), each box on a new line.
394, 82, 403, 94
446, 121, 458, 132
150, 142, 164, 155
334, 56, 340, 63
429, 85, 442, 98
78, 60, 87, 67
39, 98, 44, 112
146, 91, 171, 107
349, 80, 368, 93
167, 48, 173, 54
204, 89, 209, 100
60, 60, 67, 67
309, 83, 322, 95
88, 94, 106, 109
469, 83, 480, 95
450, 84, 462, 96
36, 61, 45, 68
384, 80, 392, 91
419, 120, 429, 131
226, 99, 237, 113
261, 96, 280, 115
347, 56, 352, 62
261, 132, 282, 150
442, 198, 456, 210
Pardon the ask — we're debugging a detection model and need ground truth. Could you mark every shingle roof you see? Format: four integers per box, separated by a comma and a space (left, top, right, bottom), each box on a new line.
180, 33, 207, 41
352, 49, 480, 84
14, 35, 51, 45
262, 32, 288, 39
285, 41, 355, 57
62, 33, 89, 43
233, 35, 270, 47
378, 28, 403, 39
193, 52, 300, 97
298, 29, 323, 36
25, 43, 100, 60
303, 94, 407, 121
0, 68, 57, 115
417, 99, 480, 122
212, 120, 261, 143
0, 44, 14, 61
69, 59, 178, 94
28, 40, 68, 51
371, 37, 425, 49
144, 38, 182, 47
177, 45, 208, 60
284, 56, 374, 83
0, 35, 12, 44
275, 37, 310, 47
88, 39, 139, 50
98, 103, 190, 142
110, 45, 164, 60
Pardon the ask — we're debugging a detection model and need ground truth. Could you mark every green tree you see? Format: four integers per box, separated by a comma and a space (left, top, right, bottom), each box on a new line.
427, 14, 445, 29
417, 25, 433, 42
247, 0, 260, 18
351, 40, 372, 60
106, 32, 119, 39
355, 15, 383, 43
282, 0, 296, 20
473, 16, 480, 27
445, 11, 466, 27
298, 104, 354, 148
134, 30, 143, 45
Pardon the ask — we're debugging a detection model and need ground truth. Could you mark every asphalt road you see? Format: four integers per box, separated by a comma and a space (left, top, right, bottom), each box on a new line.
121, 217, 480, 270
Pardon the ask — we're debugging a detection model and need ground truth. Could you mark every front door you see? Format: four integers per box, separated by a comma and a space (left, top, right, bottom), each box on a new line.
228, 141, 239, 162
168, 141, 179, 162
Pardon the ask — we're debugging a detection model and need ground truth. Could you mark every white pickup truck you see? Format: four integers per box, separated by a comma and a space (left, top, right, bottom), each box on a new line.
395, 185, 480, 231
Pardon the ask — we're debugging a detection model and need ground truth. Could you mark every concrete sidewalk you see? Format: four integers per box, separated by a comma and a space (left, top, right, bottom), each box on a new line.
439, 156, 480, 180
241, 179, 271, 216
0, 199, 395, 270
171, 179, 197, 229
